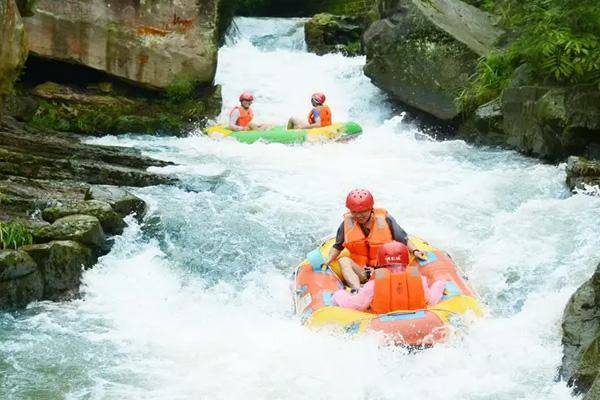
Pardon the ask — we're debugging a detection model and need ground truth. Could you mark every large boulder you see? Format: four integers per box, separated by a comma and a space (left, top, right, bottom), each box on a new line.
0, 0, 28, 113
23, 0, 220, 90
561, 262, 600, 395
501, 86, 600, 161
87, 185, 147, 220
42, 200, 125, 234
363, 0, 504, 121
363, 0, 503, 121
566, 157, 600, 193
21, 240, 94, 301
305, 13, 364, 56
0, 249, 43, 309
34, 214, 106, 248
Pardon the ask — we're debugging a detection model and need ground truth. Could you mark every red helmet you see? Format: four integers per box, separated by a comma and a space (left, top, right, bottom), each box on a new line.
377, 241, 409, 268
239, 92, 254, 102
311, 92, 326, 105
345, 189, 374, 212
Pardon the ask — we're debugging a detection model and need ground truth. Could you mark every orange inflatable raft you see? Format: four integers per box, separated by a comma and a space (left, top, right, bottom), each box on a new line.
293, 236, 483, 346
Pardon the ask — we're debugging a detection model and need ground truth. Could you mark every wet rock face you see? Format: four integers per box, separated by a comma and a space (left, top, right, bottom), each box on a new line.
305, 13, 365, 56
500, 87, 600, 161
0, 249, 43, 309
34, 215, 106, 248
22, 240, 94, 301
363, 0, 504, 121
23, 0, 220, 89
42, 200, 125, 235
0, 0, 28, 113
561, 262, 600, 396
566, 157, 600, 194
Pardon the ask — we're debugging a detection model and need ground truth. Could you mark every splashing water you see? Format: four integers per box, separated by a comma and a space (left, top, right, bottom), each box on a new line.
2, 17, 600, 400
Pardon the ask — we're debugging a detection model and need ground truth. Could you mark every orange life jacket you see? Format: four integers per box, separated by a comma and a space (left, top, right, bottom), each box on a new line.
308, 105, 332, 127
370, 266, 427, 313
231, 106, 254, 127
343, 208, 393, 267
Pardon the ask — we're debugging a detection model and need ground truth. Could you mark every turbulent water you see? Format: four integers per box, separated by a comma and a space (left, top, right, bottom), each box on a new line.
2, 17, 600, 400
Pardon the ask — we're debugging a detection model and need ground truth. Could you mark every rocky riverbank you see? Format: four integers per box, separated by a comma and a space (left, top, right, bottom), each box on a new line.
0, 115, 174, 309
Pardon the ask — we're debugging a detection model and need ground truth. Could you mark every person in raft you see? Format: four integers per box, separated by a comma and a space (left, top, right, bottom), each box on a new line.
287, 92, 332, 129
228, 92, 267, 132
322, 189, 427, 291
332, 241, 446, 311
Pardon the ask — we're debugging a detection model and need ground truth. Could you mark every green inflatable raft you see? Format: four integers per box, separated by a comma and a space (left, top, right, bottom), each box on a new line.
204, 121, 362, 144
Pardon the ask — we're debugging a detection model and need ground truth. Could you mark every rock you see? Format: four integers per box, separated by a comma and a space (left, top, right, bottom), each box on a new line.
23, 0, 220, 90
0, 0, 28, 114
363, 0, 505, 121
32, 81, 135, 107
26, 81, 221, 135
566, 156, 600, 193
87, 185, 147, 219
561, 262, 600, 393
458, 97, 506, 146
21, 240, 94, 301
0, 249, 37, 281
34, 214, 105, 248
2, 94, 39, 122
0, 175, 89, 222
0, 115, 175, 186
42, 200, 125, 235
572, 335, 600, 396
501, 86, 600, 161
410, 0, 504, 57
363, 0, 503, 122
474, 97, 503, 133
0, 249, 43, 309
305, 13, 364, 56
584, 377, 600, 400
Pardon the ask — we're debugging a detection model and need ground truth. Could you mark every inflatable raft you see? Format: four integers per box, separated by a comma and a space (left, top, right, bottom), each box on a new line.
204, 121, 362, 144
293, 236, 483, 346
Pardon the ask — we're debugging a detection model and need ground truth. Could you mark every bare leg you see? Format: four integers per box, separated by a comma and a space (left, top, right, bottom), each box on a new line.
287, 117, 306, 129
287, 117, 296, 129
338, 256, 367, 289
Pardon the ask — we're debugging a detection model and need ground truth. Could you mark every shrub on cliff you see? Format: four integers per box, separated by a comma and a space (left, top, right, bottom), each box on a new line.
460, 0, 600, 110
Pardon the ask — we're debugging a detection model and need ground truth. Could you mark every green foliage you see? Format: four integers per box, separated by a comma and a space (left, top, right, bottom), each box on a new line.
0, 192, 10, 205
460, 0, 600, 112
513, 0, 600, 88
166, 79, 196, 102
458, 51, 518, 112
0, 221, 33, 250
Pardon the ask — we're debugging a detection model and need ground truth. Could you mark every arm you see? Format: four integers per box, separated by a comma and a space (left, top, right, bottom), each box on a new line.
324, 223, 345, 265
387, 215, 427, 260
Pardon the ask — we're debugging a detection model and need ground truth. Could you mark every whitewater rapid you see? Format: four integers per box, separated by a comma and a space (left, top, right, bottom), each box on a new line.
2, 17, 600, 400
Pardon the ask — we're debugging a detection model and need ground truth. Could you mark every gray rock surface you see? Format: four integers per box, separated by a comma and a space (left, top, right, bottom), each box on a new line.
0, 249, 43, 308
22, 240, 94, 301
23, 0, 220, 89
363, 0, 504, 121
34, 214, 105, 248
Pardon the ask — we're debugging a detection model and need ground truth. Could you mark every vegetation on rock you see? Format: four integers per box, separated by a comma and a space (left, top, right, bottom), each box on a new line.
0, 221, 33, 250
460, 0, 600, 111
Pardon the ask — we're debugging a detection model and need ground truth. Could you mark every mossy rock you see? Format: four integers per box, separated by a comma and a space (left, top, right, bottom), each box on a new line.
34, 214, 105, 248
305, 13, 364, 56
21, 240, 94, 301
42, 200, 125, 235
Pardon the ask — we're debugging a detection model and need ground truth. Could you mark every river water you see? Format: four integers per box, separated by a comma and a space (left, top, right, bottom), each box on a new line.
2, 17, 600, 400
